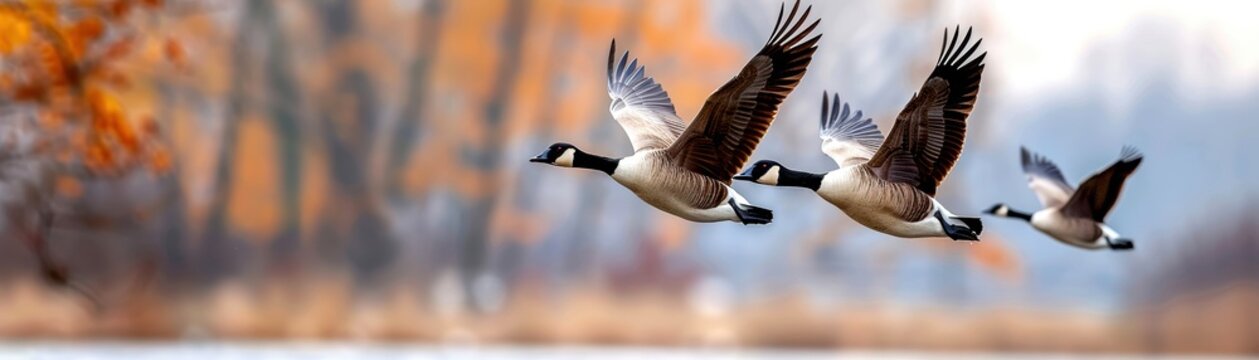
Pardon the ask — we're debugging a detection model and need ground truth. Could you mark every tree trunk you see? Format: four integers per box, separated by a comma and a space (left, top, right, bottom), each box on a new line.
199, 0, 263, 283
387, 0, 446, 201
256, 0, 304, 272
315, 1, 394, 284
458, 0, 532, 311
153, 80, 188, 285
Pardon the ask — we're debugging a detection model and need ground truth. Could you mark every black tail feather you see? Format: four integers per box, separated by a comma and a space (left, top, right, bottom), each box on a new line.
953, 216, 983, 235
736, 203, 774, 225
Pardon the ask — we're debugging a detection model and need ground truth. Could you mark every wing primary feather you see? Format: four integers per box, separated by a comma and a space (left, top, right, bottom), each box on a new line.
1020, 146, 1071, 188
607, 39, 616, 86
821, 91, 830, 127
942, 26, 960, 66
1060, 146, 1143, 221
956, 38, 983, 67
605, 39, 685, 150
666, 0, 821, 180
617, 51, 630, 84
830, 92, 841, 123
1120, 145, 1142, 162
768, 2, 786, 45
786, 19, 822, 48
865, 26, 986, 194
819, 92, 883, 148
944, 26, 973, 66
771, 1, 800, 44
780, 4, 812, 46
936, 29, 947, 64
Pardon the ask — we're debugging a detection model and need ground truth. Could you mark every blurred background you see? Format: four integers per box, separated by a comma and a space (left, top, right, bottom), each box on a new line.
1, 0, 1257, 356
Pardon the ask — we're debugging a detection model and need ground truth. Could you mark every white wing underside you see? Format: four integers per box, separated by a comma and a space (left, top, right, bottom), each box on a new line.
607, 42, 686, 152
1020, 147, 1075, 209
1027, 176, 1072, 209
818, 93, 883, 168
611, 107, 685, 151
821, 138, 877, 167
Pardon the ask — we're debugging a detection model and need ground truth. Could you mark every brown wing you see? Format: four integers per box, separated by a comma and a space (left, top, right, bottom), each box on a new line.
1061, 146, 1143, 222
866, 26, 986, 196
667, 0, 821, 183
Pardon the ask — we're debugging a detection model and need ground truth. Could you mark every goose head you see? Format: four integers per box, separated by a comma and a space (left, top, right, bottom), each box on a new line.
735, 160, 783, 185
984, 203, 1010, 217
530, 142, 579, 167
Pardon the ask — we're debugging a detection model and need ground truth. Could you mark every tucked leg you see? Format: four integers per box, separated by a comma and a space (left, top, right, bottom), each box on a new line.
936, 211, 979, 241
730, 198, 773, 225
1107, 238, 1134, 250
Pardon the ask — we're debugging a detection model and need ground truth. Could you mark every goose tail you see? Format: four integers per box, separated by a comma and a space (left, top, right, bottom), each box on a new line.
952, 216, 984, 235
735, 204, 774, 225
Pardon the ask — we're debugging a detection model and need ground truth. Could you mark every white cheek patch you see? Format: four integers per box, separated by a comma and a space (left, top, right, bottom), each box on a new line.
996, 205, 1009, 216
555, 148, 576, 167
760, 166, 781, 185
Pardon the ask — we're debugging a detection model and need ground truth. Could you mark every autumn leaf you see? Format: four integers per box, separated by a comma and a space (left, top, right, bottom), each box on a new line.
73, 17, 106, 43
109, 0, 133, 18
0, 11, 34, 54
36, 42, 69, 86
164, 37, 185, 68
84, 140, 114, 171
23, 0, 58, 20
148, 146, 171, 172
55, 175, 84, 198
139, 115, 159, 134
100, 36, 135, 61
87, 88, 124, 128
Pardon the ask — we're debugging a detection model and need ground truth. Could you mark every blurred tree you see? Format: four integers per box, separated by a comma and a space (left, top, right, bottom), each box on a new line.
387, 0, 446, 202
200, 0, 262, 283
458, 0, 532, 310
0, 0, 177, 305
313, 1, 394, 284
258, 0, 304, 272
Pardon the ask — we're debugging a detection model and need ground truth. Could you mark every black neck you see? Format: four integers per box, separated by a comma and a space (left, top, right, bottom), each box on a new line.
779, 168, 824, 191
1007, 208, 1033, 222
573, 151, 619, 175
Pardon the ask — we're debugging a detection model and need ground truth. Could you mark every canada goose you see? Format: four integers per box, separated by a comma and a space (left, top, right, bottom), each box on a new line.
984, 146, 1143, 250
529, 1, 821, 225
734, 27, 985, 241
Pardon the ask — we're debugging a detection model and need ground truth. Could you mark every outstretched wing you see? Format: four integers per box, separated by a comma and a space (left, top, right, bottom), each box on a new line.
607, 40, 687, 151
667, 0, 821, 182
1061, 146, 1143, 222
819, 91, 883, 167
1021, 146, 1074, 209
866, 26, 986, 196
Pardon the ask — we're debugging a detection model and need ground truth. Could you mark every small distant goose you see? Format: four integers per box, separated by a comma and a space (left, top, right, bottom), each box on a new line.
734, 27, 986, 240
530, 1, 821, 224
985, 146, 1143, 250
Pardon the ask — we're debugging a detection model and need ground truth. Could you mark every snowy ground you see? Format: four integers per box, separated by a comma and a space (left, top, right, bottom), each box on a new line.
0, 342, 1253, 360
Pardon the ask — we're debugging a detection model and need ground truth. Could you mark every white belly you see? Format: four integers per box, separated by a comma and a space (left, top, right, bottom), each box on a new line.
816, 169, 948, 238
1030, 210, 1109, 249
848, 209, 946, 238
611, 153, 742, 223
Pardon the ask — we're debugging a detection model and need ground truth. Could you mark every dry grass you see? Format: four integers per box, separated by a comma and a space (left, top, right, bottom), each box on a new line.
1, 277, 1256, 354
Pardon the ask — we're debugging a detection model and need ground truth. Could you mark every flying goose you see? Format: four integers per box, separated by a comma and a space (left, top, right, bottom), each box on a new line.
734, 27, 986, 241
529, 1, 821, 225
985, 146, 1143, 250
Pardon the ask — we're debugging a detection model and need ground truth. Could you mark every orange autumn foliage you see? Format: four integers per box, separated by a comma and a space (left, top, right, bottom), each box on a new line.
0, 10, 33, 54
0, 0, 187, 176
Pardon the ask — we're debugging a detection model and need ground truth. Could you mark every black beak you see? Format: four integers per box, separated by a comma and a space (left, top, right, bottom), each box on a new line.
733, 168, 756, 181
529, 150, 550, 163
